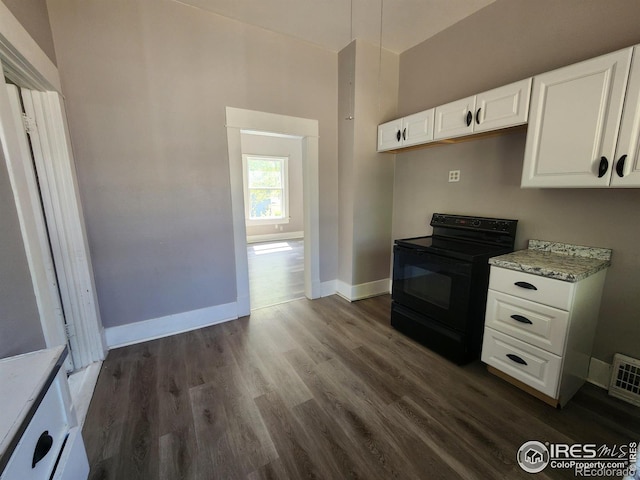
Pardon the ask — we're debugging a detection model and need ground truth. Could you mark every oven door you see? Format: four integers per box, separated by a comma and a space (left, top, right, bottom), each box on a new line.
392, 244, 472, 331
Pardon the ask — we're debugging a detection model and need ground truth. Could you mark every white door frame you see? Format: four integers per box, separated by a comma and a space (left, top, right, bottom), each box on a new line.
0, 6, 106, 367
225, 107, 321, 316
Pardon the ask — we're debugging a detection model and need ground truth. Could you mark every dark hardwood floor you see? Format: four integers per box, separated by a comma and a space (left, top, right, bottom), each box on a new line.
83, 295, 640, 479
247, 240, 304, 309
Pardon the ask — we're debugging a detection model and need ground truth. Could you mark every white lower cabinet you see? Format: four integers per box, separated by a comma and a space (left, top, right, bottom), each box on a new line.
0, 348, 89, 480
481, 266, 607, 406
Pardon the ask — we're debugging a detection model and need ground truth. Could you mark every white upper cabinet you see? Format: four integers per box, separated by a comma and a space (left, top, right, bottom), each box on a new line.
475, 78, 532, 133
434, 79, 532, 140
434, 96, 476, 140
377, 109, 434, 152
611, 45, 640, 187
521, 48, 633, 188
377, 118, 404, 151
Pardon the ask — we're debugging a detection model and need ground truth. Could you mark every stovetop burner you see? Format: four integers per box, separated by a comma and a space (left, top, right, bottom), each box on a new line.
395, 213, 518, 261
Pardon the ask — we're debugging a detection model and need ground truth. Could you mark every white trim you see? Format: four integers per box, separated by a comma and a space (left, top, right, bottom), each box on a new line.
0, 2, 60, 92
67, 361, 102, 427
587, 357, 611, 389
336, 278, 390, 302
104, 302, 238, 349
0, 81, 71, 369
226, 107, 321, 310
247, 231, 304, 244
320, 280, 338, 297
21, 90, 106, 367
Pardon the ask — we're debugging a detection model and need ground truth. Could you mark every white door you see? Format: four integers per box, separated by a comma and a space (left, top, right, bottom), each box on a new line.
2, 82, 74, 370
402, 109, 435, 147
611, 46, 640, 187
521, 48, 633, 188
475, 78, 532, 133
434, 96, 475, 140
377, 118, 402, 151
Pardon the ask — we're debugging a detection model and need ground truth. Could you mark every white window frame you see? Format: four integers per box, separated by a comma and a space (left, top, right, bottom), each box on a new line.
242, 154, 290, 226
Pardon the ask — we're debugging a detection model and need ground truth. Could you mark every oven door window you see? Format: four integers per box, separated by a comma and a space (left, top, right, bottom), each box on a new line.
403, 265, 452, 310
392, 246, 472, 330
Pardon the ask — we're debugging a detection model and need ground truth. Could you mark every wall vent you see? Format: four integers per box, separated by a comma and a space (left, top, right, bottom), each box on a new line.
609, 353, 640, 407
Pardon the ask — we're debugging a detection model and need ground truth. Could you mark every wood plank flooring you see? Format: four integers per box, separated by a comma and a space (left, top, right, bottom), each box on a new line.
83, 295, 640, 479
247, 240, 304, 309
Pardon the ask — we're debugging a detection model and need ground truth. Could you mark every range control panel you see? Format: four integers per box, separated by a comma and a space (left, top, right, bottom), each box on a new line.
430, 213, 518, 234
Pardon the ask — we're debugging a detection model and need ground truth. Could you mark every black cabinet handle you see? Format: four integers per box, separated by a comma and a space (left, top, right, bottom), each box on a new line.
506, 354, 528, 366
598, 156, 609, 178
32, 431, 53, 468
511, 314, 533, 324
402, 128, 407, 140
514, 281, 537, 290
616, 154, 627, 178
396, 130, 401, 142
475, 108, 481, 125
466, 111, 472, 127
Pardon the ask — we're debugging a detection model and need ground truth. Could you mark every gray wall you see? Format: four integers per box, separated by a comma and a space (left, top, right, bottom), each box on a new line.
47, 0, 338, 328
240, 133, 304, 239
2, 0, 56, 65
338, 40, 398, 288
394, 0, 640, 363
0, 143, 45, 358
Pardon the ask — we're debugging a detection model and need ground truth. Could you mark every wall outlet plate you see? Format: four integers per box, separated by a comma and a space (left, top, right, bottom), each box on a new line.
448, 170, 460, 182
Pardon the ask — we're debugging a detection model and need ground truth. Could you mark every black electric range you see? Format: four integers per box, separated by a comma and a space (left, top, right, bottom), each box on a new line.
391, 213, 518, 364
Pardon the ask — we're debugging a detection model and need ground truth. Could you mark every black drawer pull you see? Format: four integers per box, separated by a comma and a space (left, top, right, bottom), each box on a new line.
506, 354, 528, 366
511, 314, 533, 324
466, 111, 472, 126
598, 156, 609, 178
396, 129, 401, 142
475, 108, 481, 125
616, 154, 627, 177
32, 430, 53, 468
514, 281, 537, 290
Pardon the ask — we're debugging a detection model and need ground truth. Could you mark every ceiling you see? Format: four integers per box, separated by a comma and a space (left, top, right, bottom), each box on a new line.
174, 0, 496, 54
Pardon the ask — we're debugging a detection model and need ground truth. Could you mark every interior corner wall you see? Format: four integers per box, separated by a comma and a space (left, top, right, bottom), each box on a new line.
351, 40, 398, 286
47, 0, 338, 329
394, 0, 640, 363
338, 40, 399, 292
0, 143, 45, 358
240, 133, 304, 238
338, 41, 356, 286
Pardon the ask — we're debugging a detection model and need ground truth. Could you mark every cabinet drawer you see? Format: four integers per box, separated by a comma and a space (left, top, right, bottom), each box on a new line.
489, 267, 574, 310
481, 328, 562, 398
485, 290, 569, 356
2, 377, 69, 480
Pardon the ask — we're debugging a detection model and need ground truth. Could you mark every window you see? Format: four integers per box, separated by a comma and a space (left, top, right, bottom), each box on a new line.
243, 154, 289, 225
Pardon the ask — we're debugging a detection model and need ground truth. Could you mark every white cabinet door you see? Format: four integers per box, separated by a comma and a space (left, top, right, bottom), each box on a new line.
434, 96, 475, 140
521, 48, 633, 188
475, 78, 532, 133
611, 46, 640, 187
377, 118, 403, 151
402, 109, 435, 147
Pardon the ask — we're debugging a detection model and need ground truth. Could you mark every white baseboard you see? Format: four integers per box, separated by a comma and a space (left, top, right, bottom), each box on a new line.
587, 357, 611, 389
336, 278, 390, 302
246, 231, 304, 244
320, 280, 337, 297
104, 302, 238, 349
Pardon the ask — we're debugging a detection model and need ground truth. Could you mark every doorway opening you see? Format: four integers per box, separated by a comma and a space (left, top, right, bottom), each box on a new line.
241, 132, 306, 309
225, 107, 320, 316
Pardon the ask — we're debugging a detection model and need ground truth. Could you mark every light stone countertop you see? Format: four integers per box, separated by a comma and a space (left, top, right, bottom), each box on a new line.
489, 240, 612, 282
